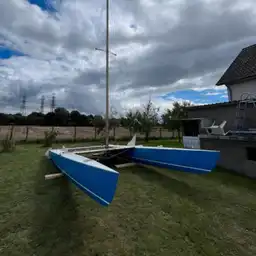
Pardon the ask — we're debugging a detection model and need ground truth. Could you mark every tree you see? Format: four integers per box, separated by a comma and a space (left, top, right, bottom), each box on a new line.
109, 117, 120, 138
162, 101, 192, 142
13, 113, 26, 125
70, 110, 81, 126
122, 109, 142, 136
87, 114, 94, 126
108, 106, 120, 138
27, 112, 44, 125
91, 115, 105, 136
138, 100, 160, 142
80, 114, 91, 126
0, 113, 9, 125
122, 100, 159, 141
54, 107, 69, 126
44, 112, 56, 126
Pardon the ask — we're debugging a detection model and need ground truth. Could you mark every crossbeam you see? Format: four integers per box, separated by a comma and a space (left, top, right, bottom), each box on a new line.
66, 146, 134, 155
45, 173, 64, 180
115, 162, 137, 168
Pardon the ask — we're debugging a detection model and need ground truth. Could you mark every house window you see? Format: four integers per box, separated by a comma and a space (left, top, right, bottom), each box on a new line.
246, 147, 256, 161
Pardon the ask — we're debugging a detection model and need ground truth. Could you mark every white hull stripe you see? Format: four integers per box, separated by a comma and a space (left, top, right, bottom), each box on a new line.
131, 157, 211, 173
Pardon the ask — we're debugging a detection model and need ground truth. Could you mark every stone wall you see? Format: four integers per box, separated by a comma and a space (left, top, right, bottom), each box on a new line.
200, 135, 256, 178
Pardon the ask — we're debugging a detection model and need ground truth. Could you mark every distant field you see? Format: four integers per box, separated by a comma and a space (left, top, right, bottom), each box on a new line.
0, 125, 177, 141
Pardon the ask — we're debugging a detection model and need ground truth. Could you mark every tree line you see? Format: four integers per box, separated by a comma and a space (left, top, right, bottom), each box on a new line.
0, 108, 158, 127
0, 108, 92, 126
0, 101, 191, 141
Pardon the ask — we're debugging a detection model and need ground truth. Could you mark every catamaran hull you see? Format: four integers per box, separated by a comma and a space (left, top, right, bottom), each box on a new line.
47, 149, 119, 206
45, 135, 220, 206
128, 146, 220, 174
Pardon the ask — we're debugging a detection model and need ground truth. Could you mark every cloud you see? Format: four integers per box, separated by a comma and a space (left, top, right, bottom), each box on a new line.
204, 92, 221, 96
0, 0, 256, 115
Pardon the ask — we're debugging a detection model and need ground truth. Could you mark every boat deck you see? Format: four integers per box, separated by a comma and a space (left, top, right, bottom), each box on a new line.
61, 145, 135, 155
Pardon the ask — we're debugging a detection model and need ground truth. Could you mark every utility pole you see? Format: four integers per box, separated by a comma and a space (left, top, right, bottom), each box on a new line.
40, 95, 45, 114
105, 0, 110, 148
20, 94, 26, 116
51, 94, 56, 113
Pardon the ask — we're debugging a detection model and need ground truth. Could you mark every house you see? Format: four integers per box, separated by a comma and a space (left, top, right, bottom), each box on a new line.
216, 44, 256, 101
186, 44, 256, 132
182, 44, 256, 178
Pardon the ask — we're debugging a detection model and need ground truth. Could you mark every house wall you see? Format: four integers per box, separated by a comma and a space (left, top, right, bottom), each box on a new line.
228, 80, 256, 101
200, 136, 256, 178
187, 103, 256, 131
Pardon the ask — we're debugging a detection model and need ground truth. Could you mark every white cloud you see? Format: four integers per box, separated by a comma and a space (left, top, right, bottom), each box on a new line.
0, 0, 256, 115
204, 92, 221, 96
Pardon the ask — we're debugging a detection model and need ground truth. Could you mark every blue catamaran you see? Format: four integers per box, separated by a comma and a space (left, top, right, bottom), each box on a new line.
45, 134, 219, 206
45, 0, 220, 206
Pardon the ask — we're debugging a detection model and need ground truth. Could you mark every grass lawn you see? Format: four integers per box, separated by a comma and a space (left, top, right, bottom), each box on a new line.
0, 141, 256, 256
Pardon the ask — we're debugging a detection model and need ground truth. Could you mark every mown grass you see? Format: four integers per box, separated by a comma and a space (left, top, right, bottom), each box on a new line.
0, 141, 255, 256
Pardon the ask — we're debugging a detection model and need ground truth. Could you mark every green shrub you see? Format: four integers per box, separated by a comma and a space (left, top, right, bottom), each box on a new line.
43, 129, 59, 147
1, 134, 16, 152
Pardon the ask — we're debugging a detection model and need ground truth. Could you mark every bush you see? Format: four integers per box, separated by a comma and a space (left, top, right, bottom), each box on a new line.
43, 129, 59, 147
1, 124, 16, 153
1, 134, 15, 152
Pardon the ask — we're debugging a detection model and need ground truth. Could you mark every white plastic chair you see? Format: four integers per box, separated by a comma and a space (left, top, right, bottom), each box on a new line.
203, 120, 230, 136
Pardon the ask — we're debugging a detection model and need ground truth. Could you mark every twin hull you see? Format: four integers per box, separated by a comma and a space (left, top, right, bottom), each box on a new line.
48, 146, 219, 206
129, 146, 219, 174
48, 150, 119, 206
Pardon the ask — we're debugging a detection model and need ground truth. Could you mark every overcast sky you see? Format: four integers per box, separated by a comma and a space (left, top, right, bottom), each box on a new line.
1, 0, 256, 115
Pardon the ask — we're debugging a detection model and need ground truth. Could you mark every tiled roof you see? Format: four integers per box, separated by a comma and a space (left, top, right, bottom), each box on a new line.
216, 44, 256, 85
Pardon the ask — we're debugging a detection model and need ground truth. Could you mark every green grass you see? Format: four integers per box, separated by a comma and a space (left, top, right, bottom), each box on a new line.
0, 141, 256, 256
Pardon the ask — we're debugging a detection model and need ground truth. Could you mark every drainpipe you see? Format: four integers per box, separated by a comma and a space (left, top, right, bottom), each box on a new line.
226, 85, 232, 101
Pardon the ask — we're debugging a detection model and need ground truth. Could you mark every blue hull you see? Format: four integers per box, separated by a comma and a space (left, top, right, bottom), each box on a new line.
128, 147, 220, 173
49, 150, 119, 206
47, 144, 220, 207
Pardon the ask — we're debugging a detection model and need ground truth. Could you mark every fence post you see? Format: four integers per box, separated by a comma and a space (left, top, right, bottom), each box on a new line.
73, 126, 77, 142
113, 127, 116, 140
25, 126, 29, 142
9, 123, 15, 140
159, 127, 162, 138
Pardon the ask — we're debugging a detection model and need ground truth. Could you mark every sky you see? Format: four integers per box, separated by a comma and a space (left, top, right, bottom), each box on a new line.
0, 0, 256, 115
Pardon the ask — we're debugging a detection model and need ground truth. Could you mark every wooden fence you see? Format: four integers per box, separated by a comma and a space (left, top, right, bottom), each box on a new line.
0, 125, 178, 142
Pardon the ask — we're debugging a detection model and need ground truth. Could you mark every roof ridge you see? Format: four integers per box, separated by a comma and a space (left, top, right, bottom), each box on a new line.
242, 44, 256, 50
216, 43, 256, 86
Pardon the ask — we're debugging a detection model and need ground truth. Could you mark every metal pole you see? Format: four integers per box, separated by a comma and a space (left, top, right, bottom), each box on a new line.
105, 0, 110, 148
